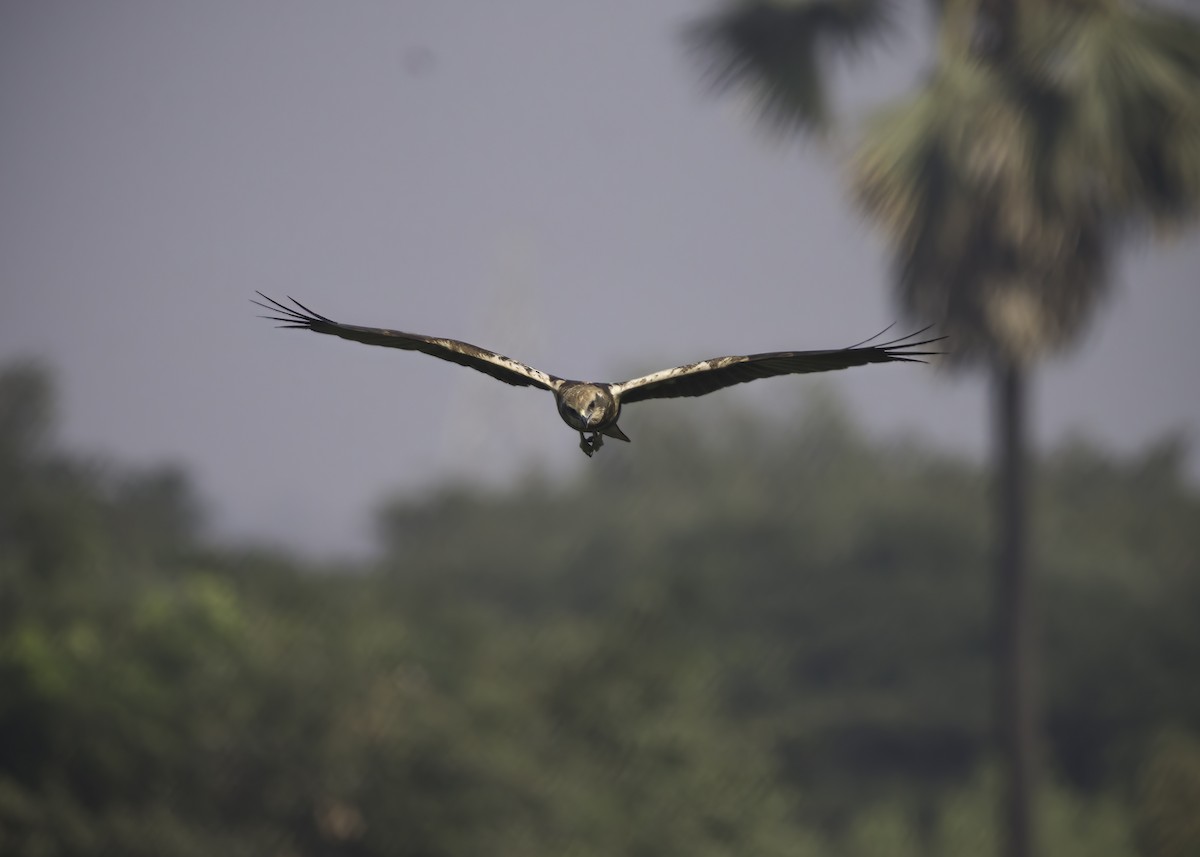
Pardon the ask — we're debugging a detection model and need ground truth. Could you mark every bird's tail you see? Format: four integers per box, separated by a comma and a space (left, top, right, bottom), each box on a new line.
600, 424, 631, 443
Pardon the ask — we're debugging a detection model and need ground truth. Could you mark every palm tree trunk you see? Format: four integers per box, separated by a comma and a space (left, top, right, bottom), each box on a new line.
993, 357, 1036, 857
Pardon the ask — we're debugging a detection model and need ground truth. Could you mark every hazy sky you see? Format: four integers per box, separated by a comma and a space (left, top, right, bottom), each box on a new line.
3, 1, 1198, 555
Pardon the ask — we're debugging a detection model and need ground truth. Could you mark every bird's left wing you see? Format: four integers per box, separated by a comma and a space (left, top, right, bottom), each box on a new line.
611, 328, 943, 404
253, 293, 563, 392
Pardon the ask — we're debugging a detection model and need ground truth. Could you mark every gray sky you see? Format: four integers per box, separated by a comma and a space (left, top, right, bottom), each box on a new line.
3, 1, 1198, 555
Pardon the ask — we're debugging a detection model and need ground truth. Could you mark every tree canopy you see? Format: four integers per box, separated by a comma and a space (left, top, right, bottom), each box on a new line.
2, 362, 1198, 855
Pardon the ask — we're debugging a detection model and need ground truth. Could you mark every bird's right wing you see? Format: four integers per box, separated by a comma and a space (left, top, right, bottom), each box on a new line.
611, 328, 943, 403
253, 293, 563, 392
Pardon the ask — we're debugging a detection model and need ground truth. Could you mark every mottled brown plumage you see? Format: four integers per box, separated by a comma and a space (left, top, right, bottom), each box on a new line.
254, 293, 942, 457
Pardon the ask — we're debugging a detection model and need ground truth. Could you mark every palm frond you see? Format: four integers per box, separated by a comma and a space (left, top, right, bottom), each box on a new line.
851, 54, 1110, 364
1028, 1, 1200, 225
849, 1, 1200, 364
686, 0, 894, 133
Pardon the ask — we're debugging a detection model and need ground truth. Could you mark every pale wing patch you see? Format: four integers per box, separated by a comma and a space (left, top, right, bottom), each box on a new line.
429, 338, 562, 391
612, 355, 749, 395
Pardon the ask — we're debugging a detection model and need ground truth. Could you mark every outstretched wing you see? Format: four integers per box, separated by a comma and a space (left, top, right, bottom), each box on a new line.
611, 327, 943, 404
253, 293, 563, 392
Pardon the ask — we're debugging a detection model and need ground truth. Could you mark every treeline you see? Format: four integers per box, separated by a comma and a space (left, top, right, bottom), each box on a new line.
1, 362, 1198, 856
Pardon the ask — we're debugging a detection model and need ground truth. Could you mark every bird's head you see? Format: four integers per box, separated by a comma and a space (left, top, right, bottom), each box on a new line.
583, 397, 603, 428
558, 383, 616, 432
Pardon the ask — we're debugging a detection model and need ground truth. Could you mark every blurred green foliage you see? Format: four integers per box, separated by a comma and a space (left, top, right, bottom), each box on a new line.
1, 362, 1197, 856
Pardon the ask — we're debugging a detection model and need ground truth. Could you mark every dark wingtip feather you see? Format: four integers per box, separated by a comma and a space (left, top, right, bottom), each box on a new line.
250, 299, 286, 316
255, 311, 305, 324
253, 292, 297, 315
286, 295, 333, 323
253, 292, 333, 328
884, 355, 929, 364
252, 294, 305, 320
874, 325, 939, 349
845, 322, 896, 350
843, 324, 944, 355
842, 323, 947, 363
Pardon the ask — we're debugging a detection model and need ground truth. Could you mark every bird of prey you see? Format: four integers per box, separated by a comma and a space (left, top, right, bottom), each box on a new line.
253, 293, 942, 457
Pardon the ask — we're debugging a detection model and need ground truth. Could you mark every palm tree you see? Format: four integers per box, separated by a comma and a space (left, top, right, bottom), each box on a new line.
688, 1, 1200, 855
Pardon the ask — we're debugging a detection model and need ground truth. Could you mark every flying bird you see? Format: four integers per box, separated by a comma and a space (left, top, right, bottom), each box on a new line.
253, 293, 942, 457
